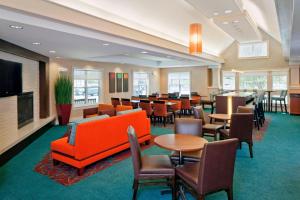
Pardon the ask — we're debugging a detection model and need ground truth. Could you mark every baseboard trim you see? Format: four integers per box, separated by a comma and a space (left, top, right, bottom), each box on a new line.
0, 120, 55, 166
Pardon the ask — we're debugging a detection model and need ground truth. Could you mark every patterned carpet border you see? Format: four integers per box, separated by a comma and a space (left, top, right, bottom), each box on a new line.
34, 136, 156, 186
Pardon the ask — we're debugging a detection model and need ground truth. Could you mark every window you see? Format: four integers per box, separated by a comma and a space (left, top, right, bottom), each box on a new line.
238, 41, 268, 58
272, 71, 288, 90
73, 69, 102, 106
222, 71, 236, 90
239, 72, 267, 90
168, 72, 190, 95
133, 72, 149, 96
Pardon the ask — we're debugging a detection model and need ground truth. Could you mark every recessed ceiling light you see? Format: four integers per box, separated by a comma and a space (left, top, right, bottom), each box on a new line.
225, 10, 232, 14
49, 50, 56, 53
9, 25, 23, 29
222, 21, 229, 25
103, 43, 110, 46
32, 42, 41, 45
233, 20, 240, 23
141, 51, 148, 54
213, 12, 219, 16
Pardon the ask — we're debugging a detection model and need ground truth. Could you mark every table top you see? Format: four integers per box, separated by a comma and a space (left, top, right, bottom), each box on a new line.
208, 113, 231, 120
217, 92, 254, 97
154, 134, 208, 152
131, 100, 176, 106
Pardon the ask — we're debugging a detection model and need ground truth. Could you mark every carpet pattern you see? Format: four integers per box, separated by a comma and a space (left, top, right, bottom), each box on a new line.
34, 136, 156, 186
1, 113, 299, 200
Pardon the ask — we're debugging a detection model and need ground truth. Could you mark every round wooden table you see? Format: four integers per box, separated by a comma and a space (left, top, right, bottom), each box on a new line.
208, 113, 231, 129
154, 134, 208, 165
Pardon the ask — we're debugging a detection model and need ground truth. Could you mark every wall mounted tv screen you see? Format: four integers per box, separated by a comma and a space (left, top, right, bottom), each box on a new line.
0, 59, 22, 97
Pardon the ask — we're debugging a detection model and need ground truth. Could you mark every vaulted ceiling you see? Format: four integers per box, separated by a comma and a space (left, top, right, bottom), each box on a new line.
48, 0, 281, 56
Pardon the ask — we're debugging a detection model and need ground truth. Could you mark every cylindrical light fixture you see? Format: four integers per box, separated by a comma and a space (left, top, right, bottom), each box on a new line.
189, 23, 202, 54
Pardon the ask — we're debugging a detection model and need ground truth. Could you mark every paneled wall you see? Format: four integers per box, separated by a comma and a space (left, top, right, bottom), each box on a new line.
0, 51, 39, 153
49, 59, 160, 119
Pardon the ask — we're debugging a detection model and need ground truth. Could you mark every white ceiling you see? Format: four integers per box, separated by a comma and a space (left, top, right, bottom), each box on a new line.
0, 8, 217, 68
47, 0, 235, 56
47, 0, 281, 53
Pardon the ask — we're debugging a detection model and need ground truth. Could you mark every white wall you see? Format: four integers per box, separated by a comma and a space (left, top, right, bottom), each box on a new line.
49, 58, 160, 119
0, 51, 39, 153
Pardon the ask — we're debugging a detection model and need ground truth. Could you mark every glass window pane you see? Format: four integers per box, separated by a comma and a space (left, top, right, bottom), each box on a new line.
223, 72, 235, 90
73, 69, 101, 105
168, 72, 190, 95
240, 74, 267, 90
239, 41, 268, 58
133, 72, 149, 96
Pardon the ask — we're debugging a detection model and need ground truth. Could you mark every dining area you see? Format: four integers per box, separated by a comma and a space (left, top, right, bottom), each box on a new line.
127, 98, 255, 200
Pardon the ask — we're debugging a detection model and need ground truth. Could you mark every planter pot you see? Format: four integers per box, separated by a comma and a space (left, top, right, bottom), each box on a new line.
56, 104, 72, 125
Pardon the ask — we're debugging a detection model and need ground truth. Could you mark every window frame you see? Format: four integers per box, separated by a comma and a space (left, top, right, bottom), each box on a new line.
222, 71, 236, 90
132, 72, 150, 96
272, 71, 288, 90
167, 72, 191, 95
73, 68, 102, 107
238, 40, 269, 59
239, 71, 268, 90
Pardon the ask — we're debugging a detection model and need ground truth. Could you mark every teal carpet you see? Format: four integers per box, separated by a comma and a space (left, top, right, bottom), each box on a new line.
1, 113, 300, 199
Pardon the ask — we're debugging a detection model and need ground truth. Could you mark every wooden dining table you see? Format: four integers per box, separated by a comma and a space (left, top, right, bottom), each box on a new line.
154, 134, 208, 165
130, 99, 177, 106
208, 113, 231, 129
154, 134, 207, 200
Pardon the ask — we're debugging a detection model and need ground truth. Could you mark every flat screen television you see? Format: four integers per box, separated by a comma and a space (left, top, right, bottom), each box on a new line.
0, 59, 22, 97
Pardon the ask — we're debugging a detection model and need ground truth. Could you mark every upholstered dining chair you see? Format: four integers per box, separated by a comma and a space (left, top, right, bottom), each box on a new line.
169, 99, 182, 119
170, 118, 203, 163
153, 100, 173, 126
237, 105, 260, 130
180, 97, 192, 115
127, 126, 176, 200
121, 98, 132, 106
148, 95, 157, 101
193, 106, 223, 141
175, 138, 239, 200
219, 113, 254, 158
111, 97, 121, 107
139, 100, 153, 118
190, 95, 201, 107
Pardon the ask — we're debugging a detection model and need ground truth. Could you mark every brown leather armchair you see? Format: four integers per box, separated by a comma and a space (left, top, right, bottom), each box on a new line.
127, 126, 175, 200
176, 138, 239, 200
194, 106, 223, 140
220, 113, 254, 158
170, 118, 203, 163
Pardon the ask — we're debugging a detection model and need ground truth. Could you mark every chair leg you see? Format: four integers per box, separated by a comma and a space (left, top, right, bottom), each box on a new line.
248, 142, 253, 158
284, 100, 288, 113
275, 100, 277, 112
171, 176, 176, 200
163, 117, 166, 127
226, 187, 233, 200
197, 195, 205, 200
239, 142, 242, 149
132, 179, 139, 200
280, 100, 283, 112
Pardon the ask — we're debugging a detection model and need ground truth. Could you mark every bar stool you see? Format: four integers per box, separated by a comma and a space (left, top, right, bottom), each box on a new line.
271, 90, 288, 113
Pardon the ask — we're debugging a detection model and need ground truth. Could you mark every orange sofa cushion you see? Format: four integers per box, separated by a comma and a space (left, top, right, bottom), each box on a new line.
51, 137, 75, 157
73, 111, 149, 160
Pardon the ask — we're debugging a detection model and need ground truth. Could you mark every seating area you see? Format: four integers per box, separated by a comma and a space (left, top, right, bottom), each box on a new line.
1, 1, 300, 200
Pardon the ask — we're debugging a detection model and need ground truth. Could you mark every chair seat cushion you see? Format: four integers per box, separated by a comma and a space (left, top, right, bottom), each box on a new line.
219, 129, 230, 137
203, 124, 223, 131
51, 137, 75, 157
176, 162, 199, 189
140, 155, 174, 175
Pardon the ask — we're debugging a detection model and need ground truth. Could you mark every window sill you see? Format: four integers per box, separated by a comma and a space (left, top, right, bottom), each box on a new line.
72, 104, 99, 110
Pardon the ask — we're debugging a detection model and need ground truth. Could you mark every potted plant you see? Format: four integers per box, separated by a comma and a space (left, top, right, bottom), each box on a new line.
55, 75, 73, 125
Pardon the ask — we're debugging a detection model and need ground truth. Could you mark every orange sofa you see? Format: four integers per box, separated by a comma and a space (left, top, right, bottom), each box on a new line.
51, 111, 151, 175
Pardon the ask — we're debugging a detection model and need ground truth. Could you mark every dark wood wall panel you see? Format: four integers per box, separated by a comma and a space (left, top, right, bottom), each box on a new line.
39, 61, 49, 118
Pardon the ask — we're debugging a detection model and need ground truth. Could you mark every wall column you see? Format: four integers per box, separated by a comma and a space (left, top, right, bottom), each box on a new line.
289, 65, 300, 87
